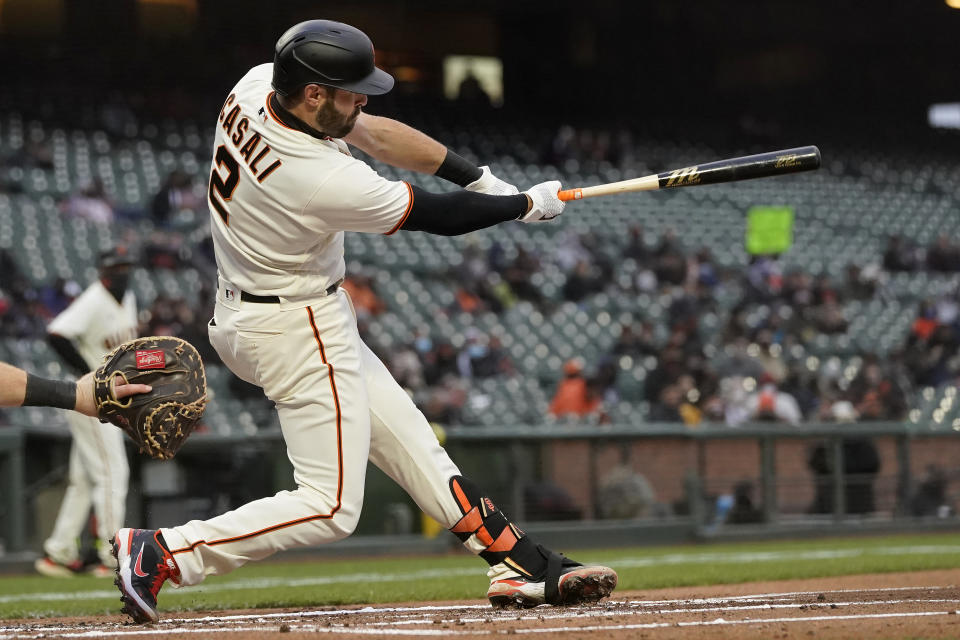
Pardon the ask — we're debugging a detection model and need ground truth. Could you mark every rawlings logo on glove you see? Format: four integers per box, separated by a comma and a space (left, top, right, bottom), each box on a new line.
136, 350, 166, 370
94, 336, 208, 460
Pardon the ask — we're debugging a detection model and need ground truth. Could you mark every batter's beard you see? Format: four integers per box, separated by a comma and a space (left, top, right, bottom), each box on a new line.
315, 101, 360, 138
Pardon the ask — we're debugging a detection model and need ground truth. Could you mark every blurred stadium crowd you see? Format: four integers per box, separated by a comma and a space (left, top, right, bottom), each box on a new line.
1, 90, 959, 434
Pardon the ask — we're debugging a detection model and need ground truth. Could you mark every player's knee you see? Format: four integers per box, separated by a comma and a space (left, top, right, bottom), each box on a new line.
314, 511, 359, 541
331, 505, 362, 539
294, 486, 362, 540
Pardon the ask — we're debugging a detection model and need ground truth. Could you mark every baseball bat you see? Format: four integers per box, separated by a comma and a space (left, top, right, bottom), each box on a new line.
557, 145, 821, 201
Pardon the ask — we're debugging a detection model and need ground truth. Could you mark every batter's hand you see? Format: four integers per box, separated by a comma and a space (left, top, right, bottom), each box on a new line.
465, 166, 520, 196
74, 371, 151, 418
519, 180, 565, 223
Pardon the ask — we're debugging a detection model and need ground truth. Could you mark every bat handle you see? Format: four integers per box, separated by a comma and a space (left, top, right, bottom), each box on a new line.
558, 188, 583, 202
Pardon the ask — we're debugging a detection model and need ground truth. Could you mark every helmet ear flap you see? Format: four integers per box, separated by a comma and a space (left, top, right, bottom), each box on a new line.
272, 59, 289, 96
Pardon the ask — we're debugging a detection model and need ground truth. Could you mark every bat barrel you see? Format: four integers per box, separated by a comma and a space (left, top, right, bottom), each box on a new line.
557, 145, 822, 201
657, 145, 821, 188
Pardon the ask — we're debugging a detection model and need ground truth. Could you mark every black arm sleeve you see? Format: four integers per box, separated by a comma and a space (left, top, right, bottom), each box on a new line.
48, 333, 91, 376
434, 148, 483, 187
401, 186, 527, 236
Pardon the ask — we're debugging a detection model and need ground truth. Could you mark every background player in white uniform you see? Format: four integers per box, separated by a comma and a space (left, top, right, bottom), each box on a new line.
36, 247, 138, 577
113, 20, 616, 623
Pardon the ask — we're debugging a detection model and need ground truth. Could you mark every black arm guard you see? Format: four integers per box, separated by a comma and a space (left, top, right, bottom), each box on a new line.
434, 148, 483, 187
401, 186, 526, 236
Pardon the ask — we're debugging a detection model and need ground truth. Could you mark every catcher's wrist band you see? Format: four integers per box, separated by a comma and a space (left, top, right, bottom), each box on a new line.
435, 148, 482, 187
23, 373, 77, 410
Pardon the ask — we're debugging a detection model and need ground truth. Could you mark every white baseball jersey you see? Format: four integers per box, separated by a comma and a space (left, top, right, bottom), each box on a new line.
42, 279, 136, 569
47, 281, 138, 369
209, 63, 412, 299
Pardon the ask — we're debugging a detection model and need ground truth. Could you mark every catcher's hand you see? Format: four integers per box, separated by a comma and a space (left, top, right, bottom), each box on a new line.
94, 336, 208, 460
76, 373, 152, 417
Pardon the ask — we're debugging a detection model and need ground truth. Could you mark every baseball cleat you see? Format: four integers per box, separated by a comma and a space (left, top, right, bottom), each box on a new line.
111, 528, 180, 624
487, 560, 618, 608
34, 556, 84, 578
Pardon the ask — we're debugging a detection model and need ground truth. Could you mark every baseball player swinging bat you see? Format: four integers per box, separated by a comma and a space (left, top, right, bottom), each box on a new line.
557, 145, 821, 201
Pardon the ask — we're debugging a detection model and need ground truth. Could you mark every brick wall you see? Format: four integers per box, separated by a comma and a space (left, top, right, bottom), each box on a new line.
543, 433, 960, 519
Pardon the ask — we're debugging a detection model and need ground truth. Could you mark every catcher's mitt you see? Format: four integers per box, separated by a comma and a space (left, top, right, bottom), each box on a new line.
94, 336, 208, 460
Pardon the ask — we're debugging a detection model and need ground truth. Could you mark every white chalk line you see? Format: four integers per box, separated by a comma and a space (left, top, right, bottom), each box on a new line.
81, 599, 960, 632
633, 583, 960, 606
511, 610, 960, 635
5, 593, 960, 637
0, 627, 282, 638
318, 610, 960, 635
180, 603, 492, 625
0, 568, 481, 604
369, 599, 960, 627
7, 587, 958, 632
5, 543, 960, 605
5, 610, 960, 638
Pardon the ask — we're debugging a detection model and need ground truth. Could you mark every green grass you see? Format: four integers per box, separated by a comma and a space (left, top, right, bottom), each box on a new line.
3, 532, 960, 619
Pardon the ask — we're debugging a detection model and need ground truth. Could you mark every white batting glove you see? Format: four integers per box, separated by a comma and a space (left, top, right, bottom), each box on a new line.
465, 166, 520, 196
519, 180, 565, 223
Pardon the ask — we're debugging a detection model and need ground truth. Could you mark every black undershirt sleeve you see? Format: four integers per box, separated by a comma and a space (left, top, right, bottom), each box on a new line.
434, 148, 483, 187
400, 186, 527, 236
48, 334, 91, 376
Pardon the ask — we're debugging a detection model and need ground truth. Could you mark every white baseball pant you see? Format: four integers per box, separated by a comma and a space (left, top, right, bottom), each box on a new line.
161, 283, 462, 585
43, 412, 129, 567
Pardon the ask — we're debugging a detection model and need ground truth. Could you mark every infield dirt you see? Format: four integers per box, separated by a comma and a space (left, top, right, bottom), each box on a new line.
3, 568, 960, 639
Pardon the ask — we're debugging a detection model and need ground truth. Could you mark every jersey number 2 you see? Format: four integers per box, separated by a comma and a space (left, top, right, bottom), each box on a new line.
209, 145, 239, 224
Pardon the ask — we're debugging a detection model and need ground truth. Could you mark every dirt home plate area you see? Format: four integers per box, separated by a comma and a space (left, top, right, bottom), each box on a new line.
3, 570, 960, 639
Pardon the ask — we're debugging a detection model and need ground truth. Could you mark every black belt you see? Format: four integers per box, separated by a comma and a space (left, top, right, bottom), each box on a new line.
240, 291, 282, 303
239, 280, 340, 303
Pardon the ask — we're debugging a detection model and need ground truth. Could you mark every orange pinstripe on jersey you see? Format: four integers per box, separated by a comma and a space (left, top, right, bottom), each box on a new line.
385, 181, 414, 235
265, 91, 300, 133
306, 304, 346, 512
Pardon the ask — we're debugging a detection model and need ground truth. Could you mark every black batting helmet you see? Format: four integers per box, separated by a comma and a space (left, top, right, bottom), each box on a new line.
98, 245, 135, 269
272, 20, 394, 97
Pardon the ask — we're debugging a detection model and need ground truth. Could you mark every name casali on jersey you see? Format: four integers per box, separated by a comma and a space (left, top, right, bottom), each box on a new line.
211, 92, 283, 224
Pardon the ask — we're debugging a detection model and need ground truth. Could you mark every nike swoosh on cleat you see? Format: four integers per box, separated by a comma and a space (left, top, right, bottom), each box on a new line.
133, 545, 148, 578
